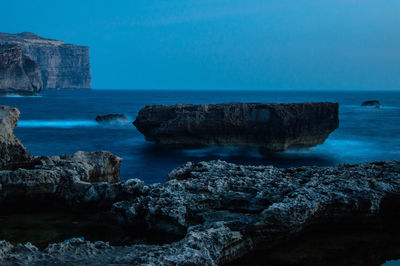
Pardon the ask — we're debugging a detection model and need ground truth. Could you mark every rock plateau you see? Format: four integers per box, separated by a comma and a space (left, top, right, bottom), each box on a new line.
133, 102, 339, 151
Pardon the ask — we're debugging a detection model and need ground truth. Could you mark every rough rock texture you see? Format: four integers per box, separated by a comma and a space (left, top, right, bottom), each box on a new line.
0, 106, 30, 168
1, 105, 400, 265
96, 114, 130, 124
0, 32, 91, 90
0, 160, 400, 265
133, 102, 339, 151
362, 100, 381, 108
0, 45, 42, 95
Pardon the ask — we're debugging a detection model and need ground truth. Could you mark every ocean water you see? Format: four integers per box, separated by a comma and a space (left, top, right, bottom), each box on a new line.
1, 90, 399, 183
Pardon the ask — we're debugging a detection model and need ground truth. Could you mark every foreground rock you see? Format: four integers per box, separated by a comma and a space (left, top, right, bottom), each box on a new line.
0, 32, 91, 90
2, 105, 400, 265
362, 100, 381, 108
0, 160, 400, 265
0, 106, 30, 168
96, 114, 130, 125
0, 45, 42, 95
134, 102, 339, 151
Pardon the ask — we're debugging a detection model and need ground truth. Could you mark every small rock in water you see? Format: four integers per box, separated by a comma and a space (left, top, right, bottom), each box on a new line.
95, 114, 130, 125
361, 100, 381, 108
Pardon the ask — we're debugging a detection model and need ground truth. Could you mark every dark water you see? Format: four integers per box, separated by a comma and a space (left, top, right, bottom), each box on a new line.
1, 90, 399, 183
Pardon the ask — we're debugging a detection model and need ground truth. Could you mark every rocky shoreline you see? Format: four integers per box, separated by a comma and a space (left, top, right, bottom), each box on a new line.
0, 105, 400, 265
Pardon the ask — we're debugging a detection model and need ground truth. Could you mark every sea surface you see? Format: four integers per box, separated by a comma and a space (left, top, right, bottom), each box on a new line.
1, 90, 399, 183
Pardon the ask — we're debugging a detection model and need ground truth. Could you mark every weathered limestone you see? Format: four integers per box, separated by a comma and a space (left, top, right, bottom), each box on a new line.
0, 45, 42, 95
1, 105, 400, 265
133, 102, 339, 151
0, 32, 91, 90
0, 106, 30, 168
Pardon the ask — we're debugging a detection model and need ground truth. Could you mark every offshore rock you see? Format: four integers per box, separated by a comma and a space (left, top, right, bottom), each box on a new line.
0, 32, 91, 90
0, 160, 400, 265
96, 114, 130, 125
0, 45, 42, 95
0, 106, 30, 168
133, 102, 339, 151
362, 100, 381, 108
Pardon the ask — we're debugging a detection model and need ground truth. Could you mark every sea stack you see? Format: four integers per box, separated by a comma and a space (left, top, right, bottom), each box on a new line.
133, 102, 339, 151
0, 45, 43, 95
0, 32, 91, 90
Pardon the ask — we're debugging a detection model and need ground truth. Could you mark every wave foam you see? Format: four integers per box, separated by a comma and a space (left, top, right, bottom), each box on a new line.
18, 120, 98, 128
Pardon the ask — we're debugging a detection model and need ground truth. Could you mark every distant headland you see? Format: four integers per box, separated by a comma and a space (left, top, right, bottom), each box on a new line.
0, 32, 91, 93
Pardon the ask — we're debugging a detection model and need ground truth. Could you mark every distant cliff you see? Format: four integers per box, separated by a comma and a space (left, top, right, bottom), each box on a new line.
0, 45, 43, 95
0, 32, 91, 90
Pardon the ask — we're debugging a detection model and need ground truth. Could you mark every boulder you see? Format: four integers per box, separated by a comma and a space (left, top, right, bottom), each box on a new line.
362, 100, 381, 108
95, 114, 130, 125
0, 45, 42, 95
0, 106, 30, 168
133, 102, 339, 151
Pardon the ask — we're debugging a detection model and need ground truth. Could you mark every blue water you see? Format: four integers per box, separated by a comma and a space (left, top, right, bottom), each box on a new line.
1, 90, 399, 183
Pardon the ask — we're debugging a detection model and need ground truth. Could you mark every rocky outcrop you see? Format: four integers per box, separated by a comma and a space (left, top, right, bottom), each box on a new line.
0, 32, 91, 90
0, 106, 30, 168
0, 45, 42, 95
1, 105, 400, 265
96, 114, 130, 125
133, 102, 339, 151
0, 160, 400, 265
362, 100, 381, 108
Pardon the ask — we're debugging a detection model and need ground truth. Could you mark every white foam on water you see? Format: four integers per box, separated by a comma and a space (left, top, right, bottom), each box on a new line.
18, 120, 98, 128
3, 95, 43, 98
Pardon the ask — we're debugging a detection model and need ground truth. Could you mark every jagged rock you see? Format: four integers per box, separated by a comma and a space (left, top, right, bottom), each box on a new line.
0, 106, 30, 168
0, 32, 91, 90
0, 45, 42, 95
362, 100, 381, 108
95, 114, 130, 125
0, 160, 400, 265
1, 105, 400, 265
133, 102, 339, 151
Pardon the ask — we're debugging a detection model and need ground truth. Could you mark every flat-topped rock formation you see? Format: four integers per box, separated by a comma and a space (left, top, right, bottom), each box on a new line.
133, 102, 339, 151
0, 45, 42, 95
1, 105, 400, 265
0, 32, 91, 90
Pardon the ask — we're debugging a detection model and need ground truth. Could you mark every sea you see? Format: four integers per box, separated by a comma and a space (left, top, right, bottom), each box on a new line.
1, 90, 400, 183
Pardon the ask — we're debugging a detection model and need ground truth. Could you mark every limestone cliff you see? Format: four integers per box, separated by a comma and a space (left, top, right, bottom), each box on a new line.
0, 32, 91, 90
0, 45, 43, 95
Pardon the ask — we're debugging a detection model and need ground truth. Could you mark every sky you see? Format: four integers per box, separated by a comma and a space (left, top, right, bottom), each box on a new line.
1, 0, 400, 90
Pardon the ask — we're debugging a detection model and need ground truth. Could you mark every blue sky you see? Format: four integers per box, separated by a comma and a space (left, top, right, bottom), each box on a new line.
1, 0, 399, 90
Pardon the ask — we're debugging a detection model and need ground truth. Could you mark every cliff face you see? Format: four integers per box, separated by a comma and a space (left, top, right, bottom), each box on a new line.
0, 32, 91, 90
133, 102, 339, 151
0, 45, 43, 95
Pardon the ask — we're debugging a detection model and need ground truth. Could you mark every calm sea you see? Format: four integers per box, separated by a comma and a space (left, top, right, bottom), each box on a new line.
1, 90, 399, 183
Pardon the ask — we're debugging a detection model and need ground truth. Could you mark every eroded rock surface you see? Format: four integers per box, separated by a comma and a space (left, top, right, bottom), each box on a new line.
0, 32, 91, 90
1, 105, 400, 265
133, 102, 339, 151
0, 45, 42, 95
0, 106, 30, 168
